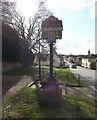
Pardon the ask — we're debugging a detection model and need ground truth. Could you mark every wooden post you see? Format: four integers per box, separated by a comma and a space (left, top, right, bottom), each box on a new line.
67, 73, 68, 82
78, 74, 80, 85
43, 68, 44, 79
50, 42, 53, 77
39, 39, 41, 80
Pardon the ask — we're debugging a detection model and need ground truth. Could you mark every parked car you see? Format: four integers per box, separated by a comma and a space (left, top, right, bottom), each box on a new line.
65, 64, 69, 68
71, 64, 77, 68
63, 64, 69, 69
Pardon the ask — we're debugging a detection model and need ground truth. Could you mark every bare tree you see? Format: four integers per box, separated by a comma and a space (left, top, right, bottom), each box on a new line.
26, 0, 53, 53
1, 0, 53, 53
1, 0, 28, 41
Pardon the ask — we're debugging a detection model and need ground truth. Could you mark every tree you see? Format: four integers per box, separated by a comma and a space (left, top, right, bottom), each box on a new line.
1, 0, 53, 66
1, 0, 52, 53
90, 62, 96, 70
1, 1, 27, 41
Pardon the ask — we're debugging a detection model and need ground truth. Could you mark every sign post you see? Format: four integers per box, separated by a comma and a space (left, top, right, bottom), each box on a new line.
40, 16, 63, 107
49, 32, 55, 77
41, 16, 63, 78
50, 41, 53, 77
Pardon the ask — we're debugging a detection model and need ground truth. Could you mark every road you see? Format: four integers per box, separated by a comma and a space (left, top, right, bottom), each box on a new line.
70, 66, 97, 99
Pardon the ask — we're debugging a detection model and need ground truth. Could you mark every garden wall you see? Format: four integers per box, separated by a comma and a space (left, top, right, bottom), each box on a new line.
2, 62, 22, 72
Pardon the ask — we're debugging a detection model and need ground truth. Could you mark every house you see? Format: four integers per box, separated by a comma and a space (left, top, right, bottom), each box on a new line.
34, 54, 50, 66
53, 52, 61, 67
81, 50, 97, 69
82, 55, 96, 69
34, 51, 61, 67
67, 57, 76, 63
57, 54, 64, 67
75, 56, 82, 66
96, 58, 97, 70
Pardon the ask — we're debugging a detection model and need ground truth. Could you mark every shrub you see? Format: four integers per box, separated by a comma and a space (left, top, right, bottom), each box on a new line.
20, 41, 35, 67
2, 23, 21, 62
90, 62, 96, 70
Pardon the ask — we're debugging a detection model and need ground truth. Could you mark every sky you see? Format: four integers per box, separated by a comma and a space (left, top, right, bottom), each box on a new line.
10, 0, 96, 55
46, 0, 96, 55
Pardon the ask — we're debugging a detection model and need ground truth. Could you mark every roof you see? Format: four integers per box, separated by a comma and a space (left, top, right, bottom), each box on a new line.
36, 54, 49, 62
82, 54, 97, 59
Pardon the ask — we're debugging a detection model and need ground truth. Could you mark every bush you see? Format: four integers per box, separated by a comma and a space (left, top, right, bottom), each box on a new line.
2, 23, 21, 62
21, 41, 35, 67
2, 23, 35, 66
90, 62, 96, 70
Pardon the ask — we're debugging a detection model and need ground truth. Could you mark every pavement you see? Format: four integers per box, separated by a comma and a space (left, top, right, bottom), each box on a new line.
2, 75, 37, 105
70, 66, 97, 100
31, 81, 94, 99
2, 74, 95, 105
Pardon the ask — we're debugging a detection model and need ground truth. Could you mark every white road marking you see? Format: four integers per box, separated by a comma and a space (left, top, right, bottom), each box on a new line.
89, 86, 97, 92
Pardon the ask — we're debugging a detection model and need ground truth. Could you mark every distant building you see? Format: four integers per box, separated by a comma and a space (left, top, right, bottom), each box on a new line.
75, 56, 82, 66
88, 50, 90, 55
67, 57, 75, 63
34, 51, 61, 67
81, 50, 97, 69
82, 58, 95, 68
34, 54, 49, 66
82, 55, 96, 69
96, 58, 97, 70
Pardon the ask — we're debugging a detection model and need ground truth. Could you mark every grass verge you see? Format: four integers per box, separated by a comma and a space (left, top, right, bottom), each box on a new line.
2, 87, 97, 119
39, 66, 82, 86
3, 65, 82, 86
2, 66, 39, 76
55, 69, 82, 86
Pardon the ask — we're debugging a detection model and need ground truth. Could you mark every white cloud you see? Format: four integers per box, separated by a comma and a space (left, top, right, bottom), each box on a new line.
86, 0, 95, 19
56, 36, 95, 55
95, 39, 97, 54
60, 0, 88, 11
80, 37, 95, 54
47, 0, 96, 19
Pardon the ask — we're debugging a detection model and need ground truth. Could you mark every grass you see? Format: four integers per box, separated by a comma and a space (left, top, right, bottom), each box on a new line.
2, 65, 56, 76
38, 66, 59, 79
2, 66, 39, 76
37, 66, 80, 86
2, 87, 97, 119
2, 65, 81, 85
55, 69, 80, 85
40, 66, 58, 73
37, 66, 81, 86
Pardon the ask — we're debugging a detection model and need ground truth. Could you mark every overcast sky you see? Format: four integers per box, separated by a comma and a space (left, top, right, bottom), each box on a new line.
10, 0, 96, 55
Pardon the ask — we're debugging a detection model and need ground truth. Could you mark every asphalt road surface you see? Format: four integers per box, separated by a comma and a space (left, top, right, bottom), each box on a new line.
70, 66, 97, 98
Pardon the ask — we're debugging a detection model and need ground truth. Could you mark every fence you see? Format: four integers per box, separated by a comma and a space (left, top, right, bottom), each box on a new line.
41, 68, 59, 79
41, 68, 83, 86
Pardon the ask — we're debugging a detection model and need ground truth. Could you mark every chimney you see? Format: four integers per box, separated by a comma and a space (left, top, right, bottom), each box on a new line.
88, 50, 90, 55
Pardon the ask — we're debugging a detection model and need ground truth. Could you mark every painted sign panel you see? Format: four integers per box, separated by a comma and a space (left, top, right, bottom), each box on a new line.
41, 16, 63, 42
